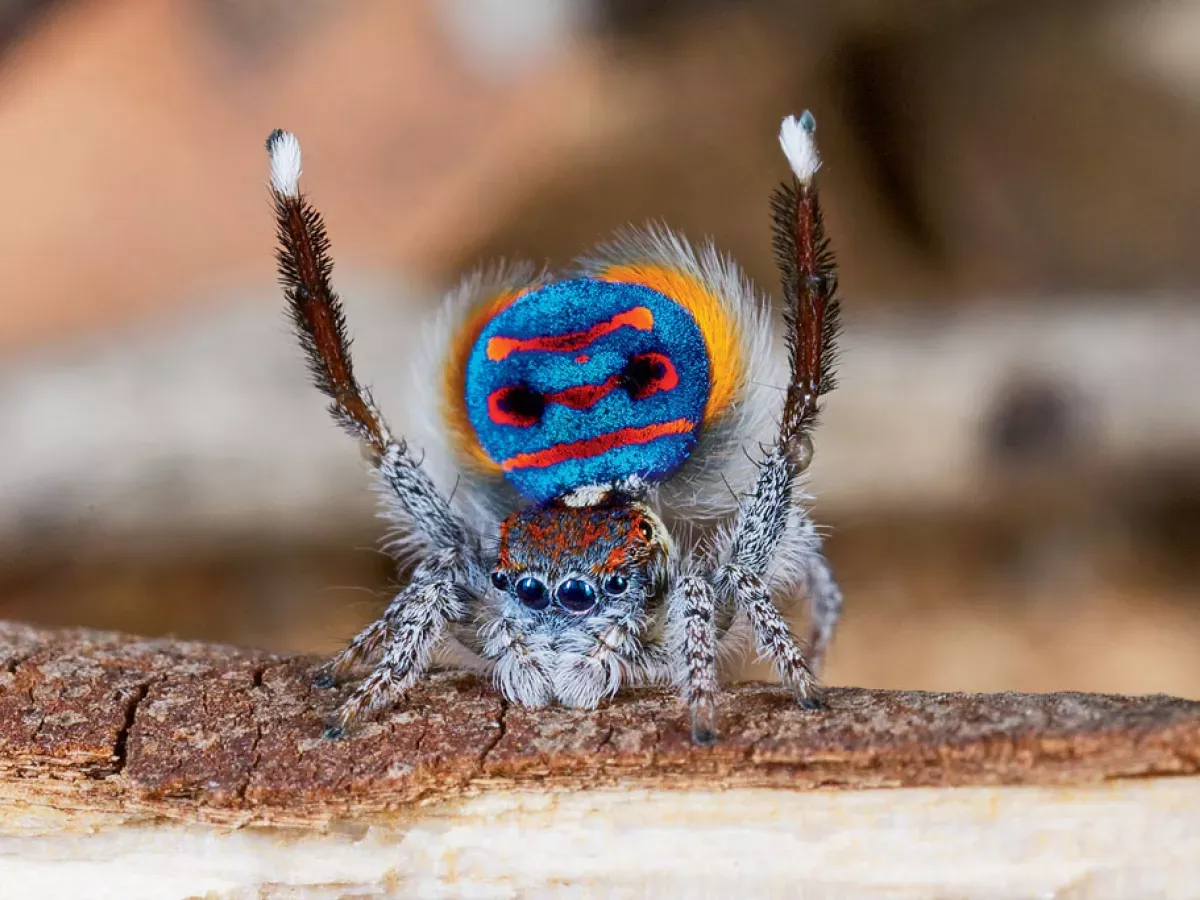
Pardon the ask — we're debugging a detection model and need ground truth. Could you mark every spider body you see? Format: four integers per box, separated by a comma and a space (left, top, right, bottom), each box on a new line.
458, 276, 725, 502
266, 112, 844, 744
480, 497, 670, 710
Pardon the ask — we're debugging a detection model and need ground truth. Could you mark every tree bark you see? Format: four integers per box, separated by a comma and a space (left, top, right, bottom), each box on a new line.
1, 620, 1198, 898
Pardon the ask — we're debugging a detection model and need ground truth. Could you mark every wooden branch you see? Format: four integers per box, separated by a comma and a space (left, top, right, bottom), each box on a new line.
2, 621, 1199, 897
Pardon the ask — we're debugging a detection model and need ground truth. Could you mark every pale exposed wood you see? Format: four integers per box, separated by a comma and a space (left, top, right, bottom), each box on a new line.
5, 782, 1200, 899
1, 621, 1199, 897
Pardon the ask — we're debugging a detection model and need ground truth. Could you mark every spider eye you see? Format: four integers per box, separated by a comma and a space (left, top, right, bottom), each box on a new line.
490, 571, 509, 591
638, 521, 655, 541
515, 576, 549, 610
555, 578, 597, 614
603, 574, 629, 596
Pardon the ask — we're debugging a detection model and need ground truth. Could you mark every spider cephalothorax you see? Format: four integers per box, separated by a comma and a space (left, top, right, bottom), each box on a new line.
266, 111, 844, 744
493, 500, 668, 614
479, 499, 671, 710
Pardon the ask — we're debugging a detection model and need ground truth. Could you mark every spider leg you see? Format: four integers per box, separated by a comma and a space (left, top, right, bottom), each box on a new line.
698, 113, 843, 703
316, 616, 395, 686
801, 544, 842, 677
667, 575, 720, 745
479, 614, 555, 708
723, 112, 841, 578
772, 111, 840, 453
717, 565, 822, 707
325, 573, 469, 736
267, 130, 477, 560
268, 131, 489, 716
676, 112, 844, 720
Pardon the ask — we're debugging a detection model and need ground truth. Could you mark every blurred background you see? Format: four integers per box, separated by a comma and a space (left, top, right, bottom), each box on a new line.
1, 0, 1198, 696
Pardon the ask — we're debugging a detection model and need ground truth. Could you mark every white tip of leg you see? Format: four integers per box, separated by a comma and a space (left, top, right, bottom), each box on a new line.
266, 129, 302, 197
779, 111, 820, 185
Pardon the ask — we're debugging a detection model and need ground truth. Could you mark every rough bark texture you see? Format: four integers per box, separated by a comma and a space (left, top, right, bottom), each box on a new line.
1, 620, 1198, 827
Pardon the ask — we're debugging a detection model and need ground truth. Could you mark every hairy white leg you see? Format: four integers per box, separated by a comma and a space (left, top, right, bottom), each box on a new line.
715, 447, 835, 700
770, 506, 843, 677
317, 546, 475, 681
726, 447, 795, 576
316, 617, 396, 686
325, 578, 468, 737
479, 614, 555, 708
801, 547, 842, 675
667, 575, 720, 745
717, 565, 821, 706
376, 442, 479, 559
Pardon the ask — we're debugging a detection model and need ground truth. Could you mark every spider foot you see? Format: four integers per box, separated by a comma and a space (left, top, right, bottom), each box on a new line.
797, 685, 827, 712
690, 698, 718, 746
324, 666, 406, 737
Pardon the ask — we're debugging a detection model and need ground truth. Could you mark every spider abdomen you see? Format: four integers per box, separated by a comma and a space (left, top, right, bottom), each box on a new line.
461, 278, 715, 502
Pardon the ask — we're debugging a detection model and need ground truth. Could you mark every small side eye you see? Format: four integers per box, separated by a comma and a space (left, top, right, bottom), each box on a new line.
490, 571, 509, 591
603, 574, 629, 596
638, 521, 655, 541
515, 576, 550, 611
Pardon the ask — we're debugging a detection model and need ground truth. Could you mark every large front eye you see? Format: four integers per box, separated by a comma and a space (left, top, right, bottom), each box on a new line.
603, 574, 629, 596
515, 576, 550, 610
555, 578, 598, 614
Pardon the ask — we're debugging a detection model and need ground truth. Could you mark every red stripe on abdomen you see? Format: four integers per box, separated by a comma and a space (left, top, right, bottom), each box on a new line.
546, 378, 620, 410
501, 418, 696, 471
486, 307, 654, 361
488, 354, 682, 425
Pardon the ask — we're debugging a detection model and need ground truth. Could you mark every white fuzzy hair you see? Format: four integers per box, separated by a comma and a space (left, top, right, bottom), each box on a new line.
778, 112, 820, 185
266, 130, 303, 198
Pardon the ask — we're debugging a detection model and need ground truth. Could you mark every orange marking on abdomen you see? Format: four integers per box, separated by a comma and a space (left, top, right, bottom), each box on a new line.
599, 265, 742, 426
486, 307, 653, 361
501, 418, 695, 471
442, 286, 528, 472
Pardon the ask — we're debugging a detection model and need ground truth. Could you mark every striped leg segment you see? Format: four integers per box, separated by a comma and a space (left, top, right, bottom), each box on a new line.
668, 575, 720, 745
719, 565, 822, 706
324, 578, 468, 737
